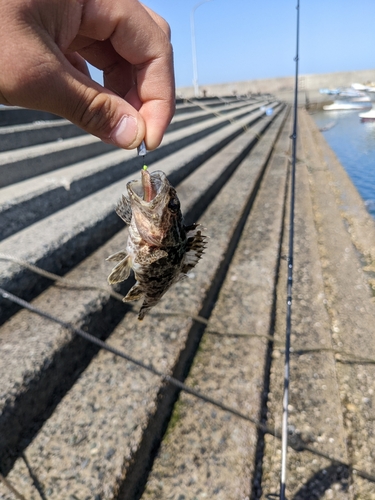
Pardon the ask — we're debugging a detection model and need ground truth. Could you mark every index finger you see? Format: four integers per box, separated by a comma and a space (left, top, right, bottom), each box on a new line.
80, 0, 175, 150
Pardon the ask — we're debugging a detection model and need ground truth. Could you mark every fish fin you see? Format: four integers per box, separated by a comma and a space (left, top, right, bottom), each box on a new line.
107, 256, 131, 284
181, 224, 207, 274
106, 250, 128, 262
137, 296, 157, 320
138, 306, 148, 321
184, 223, 199, 232
116, 195, 132, 224
123, 283, 143, 302
135, 247, 168, 265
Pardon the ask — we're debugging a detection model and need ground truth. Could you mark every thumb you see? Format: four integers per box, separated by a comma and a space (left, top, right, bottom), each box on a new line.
49, 64, 146, 149
2, 51, 146, 150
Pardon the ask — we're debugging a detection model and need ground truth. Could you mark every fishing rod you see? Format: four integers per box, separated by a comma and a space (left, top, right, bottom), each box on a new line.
280, 1, 300, 499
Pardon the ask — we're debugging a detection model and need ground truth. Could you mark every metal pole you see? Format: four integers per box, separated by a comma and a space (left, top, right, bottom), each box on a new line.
190, 0, 212, 98
280, 1, 300, 499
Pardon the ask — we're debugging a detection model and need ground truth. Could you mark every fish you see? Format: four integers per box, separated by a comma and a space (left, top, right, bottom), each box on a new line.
106, 168, 206, 320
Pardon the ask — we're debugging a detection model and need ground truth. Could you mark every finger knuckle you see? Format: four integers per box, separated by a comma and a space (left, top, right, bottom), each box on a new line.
159, 17, 171, 40
149, 11, 171, 40
75, 90, 115, 137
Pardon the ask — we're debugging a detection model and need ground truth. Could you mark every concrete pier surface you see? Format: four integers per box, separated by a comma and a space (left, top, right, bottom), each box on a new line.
0, 99, 375, 499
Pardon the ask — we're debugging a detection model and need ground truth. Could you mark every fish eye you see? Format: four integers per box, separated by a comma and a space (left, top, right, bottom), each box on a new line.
168, 197, 180, 212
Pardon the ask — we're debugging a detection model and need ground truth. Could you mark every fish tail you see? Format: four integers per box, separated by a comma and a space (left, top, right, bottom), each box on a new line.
137, 295, 160, 320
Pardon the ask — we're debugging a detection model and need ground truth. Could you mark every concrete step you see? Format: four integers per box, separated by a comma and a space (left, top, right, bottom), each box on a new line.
0, 106, 61, 126
0, 106, 289, 500
0, 120, 86, 152
0, 134, 117, 188
167, 99, 262, 132
0, 99, 261, 154
0, 100, 272, 240
0, 97, 233, 128
173, 97, 260, 115
0, 103, 283, 323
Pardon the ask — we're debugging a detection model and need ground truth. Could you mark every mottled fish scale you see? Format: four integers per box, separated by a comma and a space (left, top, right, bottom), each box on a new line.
107, 169, 206, 320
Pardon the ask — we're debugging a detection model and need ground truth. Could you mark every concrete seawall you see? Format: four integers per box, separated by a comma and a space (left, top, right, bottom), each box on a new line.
177, 68, 375, 106
0, 100, 375, 499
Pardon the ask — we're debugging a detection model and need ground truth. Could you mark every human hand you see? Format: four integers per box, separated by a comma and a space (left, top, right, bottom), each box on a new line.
0, 0, 175, 150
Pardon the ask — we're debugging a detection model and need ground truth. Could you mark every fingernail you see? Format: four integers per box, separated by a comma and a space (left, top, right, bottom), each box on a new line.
110, 115, 137, 148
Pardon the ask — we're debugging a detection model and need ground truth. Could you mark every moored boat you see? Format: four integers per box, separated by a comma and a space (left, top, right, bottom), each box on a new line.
359, 108, 375, 121
323, 100, 372, 111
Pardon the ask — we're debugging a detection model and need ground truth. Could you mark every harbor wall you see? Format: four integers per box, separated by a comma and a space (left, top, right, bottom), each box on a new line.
176, 68, 375, 104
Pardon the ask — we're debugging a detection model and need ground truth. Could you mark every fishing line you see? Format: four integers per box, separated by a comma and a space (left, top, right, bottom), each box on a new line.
3, 252, 373, 364
280, 1, 300, 499
2, 286, 375, 487
0, 286, 272, 433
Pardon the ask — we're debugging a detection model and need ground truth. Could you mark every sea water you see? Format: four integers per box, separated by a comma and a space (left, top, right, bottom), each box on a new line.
312, 110, 375, 219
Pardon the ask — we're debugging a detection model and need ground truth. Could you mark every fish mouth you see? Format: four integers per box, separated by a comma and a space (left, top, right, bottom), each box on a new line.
127, 170, 169, 207
127, 170, 172, 246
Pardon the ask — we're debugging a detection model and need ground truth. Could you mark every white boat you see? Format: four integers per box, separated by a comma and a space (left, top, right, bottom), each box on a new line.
359, 108, 375, 121
320, 88, 340, 95
323, 99, 372, 111
338, 89, 368, 98
352, 83, 375, 94
351, 83, 369, 91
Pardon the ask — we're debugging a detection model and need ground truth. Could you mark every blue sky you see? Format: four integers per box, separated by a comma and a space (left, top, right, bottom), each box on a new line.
90, 0, 375, 88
